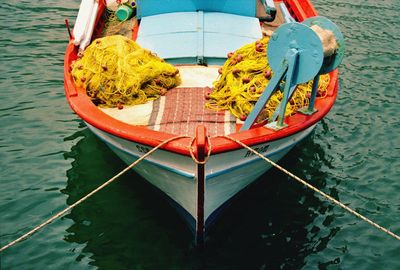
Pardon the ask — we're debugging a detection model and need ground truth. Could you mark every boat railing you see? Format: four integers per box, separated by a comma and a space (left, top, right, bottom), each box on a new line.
279, 2, 296, 23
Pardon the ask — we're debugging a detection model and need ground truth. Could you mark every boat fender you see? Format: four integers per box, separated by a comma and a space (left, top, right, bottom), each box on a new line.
79, 0, 100, 51
73, 0, 96, 46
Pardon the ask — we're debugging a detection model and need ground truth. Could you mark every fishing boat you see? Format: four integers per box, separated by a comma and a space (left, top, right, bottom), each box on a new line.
64, 0, 344, 243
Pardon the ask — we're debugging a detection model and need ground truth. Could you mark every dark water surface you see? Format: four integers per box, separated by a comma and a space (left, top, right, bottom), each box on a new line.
1, 0, 399, 269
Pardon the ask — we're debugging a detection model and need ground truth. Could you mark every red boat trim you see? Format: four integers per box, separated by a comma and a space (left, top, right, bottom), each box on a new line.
64, 0, 338, 156
132, 22, 139, 41
283, 0, 318, 21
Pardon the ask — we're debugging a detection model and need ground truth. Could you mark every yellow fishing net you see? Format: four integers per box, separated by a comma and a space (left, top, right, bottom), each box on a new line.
206, 37, 330, 121
71, 35, 181, 107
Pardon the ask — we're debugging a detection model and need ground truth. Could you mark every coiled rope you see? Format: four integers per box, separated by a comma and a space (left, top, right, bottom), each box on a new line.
0, 135, 189, 252
222, 135, 400, 241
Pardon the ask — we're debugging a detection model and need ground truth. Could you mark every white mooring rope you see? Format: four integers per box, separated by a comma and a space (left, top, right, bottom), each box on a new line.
0, 136, 189, 252
223, 135, 400, 241
1, 134, 398, 252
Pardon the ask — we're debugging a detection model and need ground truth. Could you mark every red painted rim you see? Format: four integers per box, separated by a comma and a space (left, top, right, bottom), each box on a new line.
64, 0, 338, 156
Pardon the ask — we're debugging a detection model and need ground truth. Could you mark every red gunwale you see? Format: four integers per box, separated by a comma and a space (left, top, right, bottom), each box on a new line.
64, 0, 338, 156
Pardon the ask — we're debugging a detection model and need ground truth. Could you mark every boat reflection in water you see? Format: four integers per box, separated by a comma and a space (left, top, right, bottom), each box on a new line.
61, 126, 341, 269
62, 127, 191, 268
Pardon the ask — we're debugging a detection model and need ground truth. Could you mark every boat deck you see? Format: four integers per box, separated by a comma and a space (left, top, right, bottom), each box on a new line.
100, 66, 238, 136
99, 1, 288, 137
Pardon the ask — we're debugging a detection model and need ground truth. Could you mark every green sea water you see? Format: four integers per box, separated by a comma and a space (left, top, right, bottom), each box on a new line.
1, 0, 399, 269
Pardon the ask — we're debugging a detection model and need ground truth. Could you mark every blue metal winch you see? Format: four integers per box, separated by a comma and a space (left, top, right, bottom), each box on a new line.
241, 15, 345, 131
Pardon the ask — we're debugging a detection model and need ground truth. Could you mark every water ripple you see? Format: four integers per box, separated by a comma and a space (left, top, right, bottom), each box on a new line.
1, 0, 399, 269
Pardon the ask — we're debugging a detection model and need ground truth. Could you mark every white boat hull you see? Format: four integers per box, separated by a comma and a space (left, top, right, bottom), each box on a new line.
86, 123, 317, 233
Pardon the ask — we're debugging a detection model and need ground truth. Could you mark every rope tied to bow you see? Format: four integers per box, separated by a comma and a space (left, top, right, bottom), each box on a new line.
221, 135, 400, 241
2, 133, 399, 253
0, 135, 189, 252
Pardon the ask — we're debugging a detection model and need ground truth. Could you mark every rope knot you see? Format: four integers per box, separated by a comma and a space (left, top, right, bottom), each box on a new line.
189, 136, 212, 165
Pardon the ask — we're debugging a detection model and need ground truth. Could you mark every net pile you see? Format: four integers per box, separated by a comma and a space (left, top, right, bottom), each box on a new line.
206, 37, 330, 121
71, 35, 181, 107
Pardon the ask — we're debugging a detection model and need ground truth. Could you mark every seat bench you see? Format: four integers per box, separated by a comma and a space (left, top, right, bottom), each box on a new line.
136, 11, 262, 65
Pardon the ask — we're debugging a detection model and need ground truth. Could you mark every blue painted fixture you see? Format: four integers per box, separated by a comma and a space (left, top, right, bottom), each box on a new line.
137, 12, 262, 65
136, 0, 278, 64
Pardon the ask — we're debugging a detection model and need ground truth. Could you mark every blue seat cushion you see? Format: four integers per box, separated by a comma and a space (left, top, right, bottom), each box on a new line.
136, 12, 262, 64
